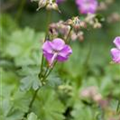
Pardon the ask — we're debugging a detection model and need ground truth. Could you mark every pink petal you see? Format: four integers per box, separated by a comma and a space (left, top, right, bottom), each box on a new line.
111, 48, 120, 63
57, 45, 72, 62
57, 55, 68, 62
49, 38, 65, 51
76, 0, 98, 14
113, 37, 120, 49
43, 51, 53, 62
42, 41, 53, 54
59, 45, 72, 57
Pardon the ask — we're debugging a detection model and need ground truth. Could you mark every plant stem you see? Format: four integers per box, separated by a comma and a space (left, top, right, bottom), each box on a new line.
40, 67, 49, 83
22, 9, 52, 120
45, 11, 52, 38
83, 41, 92, 76
22, 64, 55, 119
23, 89, 39, 118
41, 61, 57, 83
66, 27, 72, 44
16, 0, 26, 22
117, 66, 120, 113
116, 99, 120, 113
39, 11, 52, 78
46, 61, 57, 77
38, 54, 44, 78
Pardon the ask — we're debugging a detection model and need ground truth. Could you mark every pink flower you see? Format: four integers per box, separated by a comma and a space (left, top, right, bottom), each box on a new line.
76, 0, 98, 14
111, 37, 120, 63
42, 38, 72, 66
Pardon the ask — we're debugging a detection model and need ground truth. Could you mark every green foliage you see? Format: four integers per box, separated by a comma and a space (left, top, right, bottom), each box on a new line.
33, 88, 65, 120
46, 74, 62, 88
26, 112, 40, 120
71, 102, 95, 120
20, 75, 41, 91
0, 14, 18, 53
0, 69, 30, 120
2, 27, 44, 66
1, 0, 120, 119
19, 66, 41, 91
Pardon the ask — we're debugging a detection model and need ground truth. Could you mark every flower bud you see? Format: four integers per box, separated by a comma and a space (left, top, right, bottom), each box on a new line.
72, 17, 81, 30
71, 31, 77, 41
37, 0, 47, 10
93, 20, 102, 28
78, 31, 84, 41
46, 2, 61, 12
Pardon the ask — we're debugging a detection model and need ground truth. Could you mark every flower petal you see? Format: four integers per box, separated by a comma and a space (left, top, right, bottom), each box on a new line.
113, 37, 120, 49
76, 0, 98, 14
111, 48, 120, 63
57, 45, 72, 62
57, 55, 68, 62
49, 38, 65, 51
42, 41, 53, 53
59, 45, 72, 57
43, 51, 53, 62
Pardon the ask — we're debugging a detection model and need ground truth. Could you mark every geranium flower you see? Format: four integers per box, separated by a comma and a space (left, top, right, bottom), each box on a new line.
76, 0, 98, 14
111, 37, 120, 63
42, 38, 72, 66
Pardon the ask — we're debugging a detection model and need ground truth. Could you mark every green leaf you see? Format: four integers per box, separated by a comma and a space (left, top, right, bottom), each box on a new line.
20, 75, 41, 91
71, 101, 94, 120
18, 66, 40, 76
34, 88, 65, 120
3, 27, 45, 67
27, 112, 38, 120
47, 75, 62, 88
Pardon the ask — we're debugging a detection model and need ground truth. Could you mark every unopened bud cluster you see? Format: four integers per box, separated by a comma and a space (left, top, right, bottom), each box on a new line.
49, 15, 102, 42
58, 85, 73, 96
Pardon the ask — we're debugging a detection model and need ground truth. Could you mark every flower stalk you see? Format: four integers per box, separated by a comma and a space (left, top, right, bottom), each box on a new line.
22, 67, 53, 119
23, 89, 39, 118
21, 1, 73, 119
22, 9, 53, 120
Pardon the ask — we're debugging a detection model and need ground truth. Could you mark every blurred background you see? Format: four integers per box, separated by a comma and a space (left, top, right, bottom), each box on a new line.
0, 0, 120, 120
